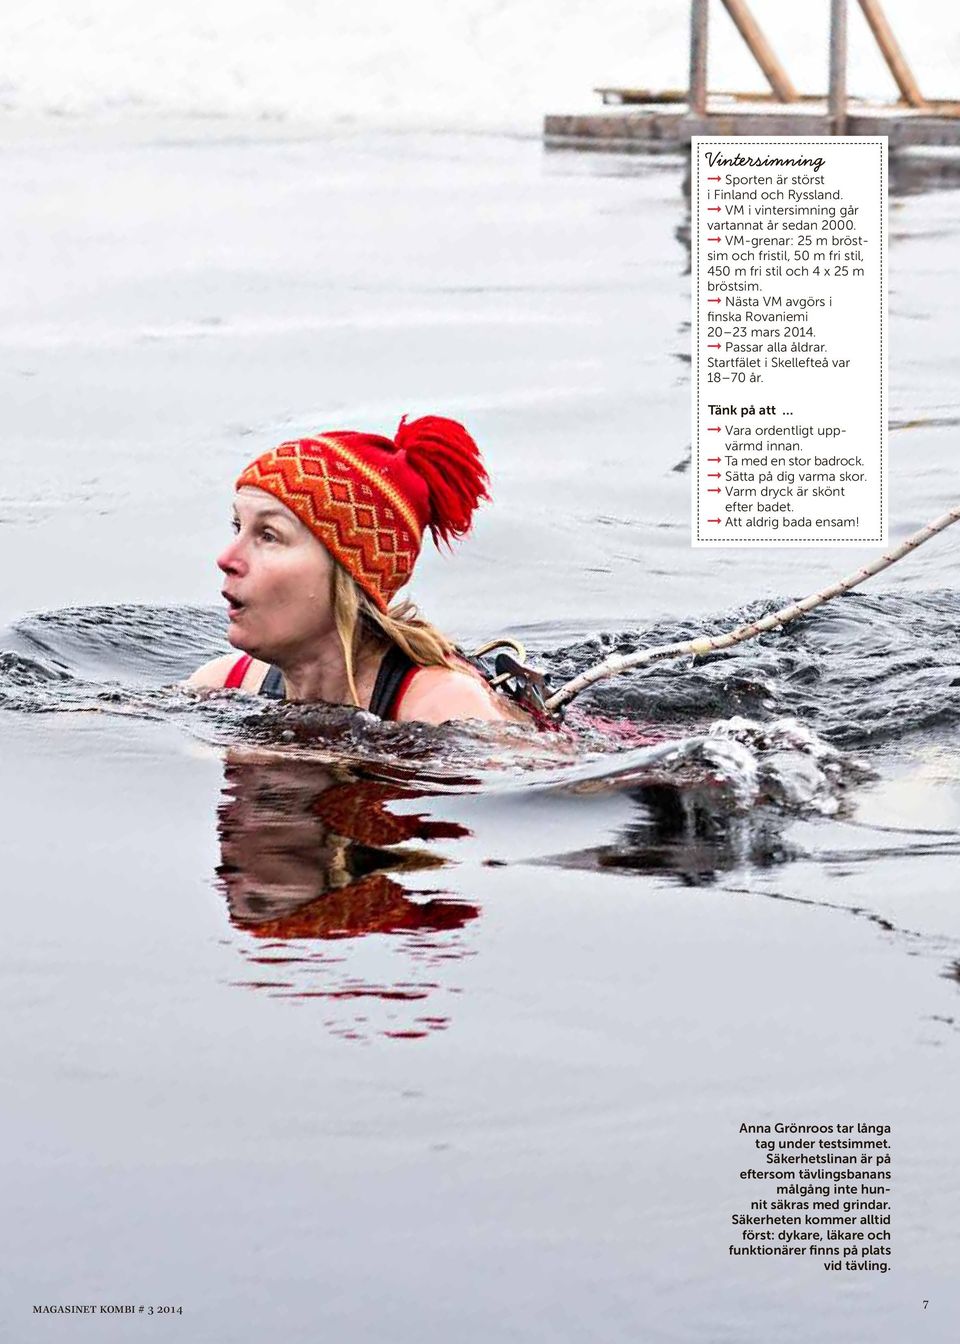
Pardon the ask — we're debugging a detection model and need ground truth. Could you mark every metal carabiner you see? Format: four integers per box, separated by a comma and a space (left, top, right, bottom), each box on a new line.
469, 638, 564, 729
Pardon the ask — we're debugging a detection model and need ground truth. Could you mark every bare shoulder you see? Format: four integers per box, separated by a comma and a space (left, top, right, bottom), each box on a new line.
395, 664, 530, 726
182, 652, 271, 693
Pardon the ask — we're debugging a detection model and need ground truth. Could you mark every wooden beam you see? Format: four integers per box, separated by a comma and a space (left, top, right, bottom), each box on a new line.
829, 0, 849, 134
856, 0, 927, 109
544, 107, 960, 154
719, 0, 798, 103
689, 0, 709, 116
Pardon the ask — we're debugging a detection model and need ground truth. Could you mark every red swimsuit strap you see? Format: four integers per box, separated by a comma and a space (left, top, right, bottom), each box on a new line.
385, 664, 421, 721
224, 653, 254, 689
385, 653, 481, 721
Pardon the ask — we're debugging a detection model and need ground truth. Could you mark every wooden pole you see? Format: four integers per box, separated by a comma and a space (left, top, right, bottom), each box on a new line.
689, 0, 709, 116
829, 0, 848, 134
544, 506, 960, 713
719, 0, 798, 103
856, 0, 927, 108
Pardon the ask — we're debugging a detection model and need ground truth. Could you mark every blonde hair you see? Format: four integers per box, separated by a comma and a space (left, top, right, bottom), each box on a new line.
331, 562, 458, 707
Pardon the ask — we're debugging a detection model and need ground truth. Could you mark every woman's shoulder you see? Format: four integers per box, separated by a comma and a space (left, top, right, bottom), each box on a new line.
394, 660, 529, 726
182, 652, 272, 693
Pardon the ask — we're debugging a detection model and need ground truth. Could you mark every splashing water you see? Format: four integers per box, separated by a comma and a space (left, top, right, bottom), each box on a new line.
0, 599, 883, 813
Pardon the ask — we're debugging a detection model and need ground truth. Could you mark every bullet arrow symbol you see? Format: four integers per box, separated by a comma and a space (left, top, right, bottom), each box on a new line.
708, 518, 721, 523
707, 236, 721, 241
707, 472, 721, 478
707, 427, 721, 431
708, 488, 721, 493
707, 343, 720, 348
707, 298, 721, 304
708, 176, 721, 181
708, 206, 721, 212
708, 456, 721, 461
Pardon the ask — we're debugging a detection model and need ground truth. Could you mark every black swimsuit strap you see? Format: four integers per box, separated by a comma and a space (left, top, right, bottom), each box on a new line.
368, 644, 416, 720
257, 645, 416, 719
259, 664, 285, 699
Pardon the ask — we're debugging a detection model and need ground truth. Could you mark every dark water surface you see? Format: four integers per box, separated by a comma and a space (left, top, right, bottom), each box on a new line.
2, 125, 960, 1342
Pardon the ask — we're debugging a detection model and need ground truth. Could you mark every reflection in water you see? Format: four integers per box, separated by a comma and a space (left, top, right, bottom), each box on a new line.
537, 779, 798, 887
211, 717, 875, 1039
214, 753, 478, 1040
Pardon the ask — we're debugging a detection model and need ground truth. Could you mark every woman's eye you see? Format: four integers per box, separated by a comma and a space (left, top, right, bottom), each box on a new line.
230, 518, 280, 541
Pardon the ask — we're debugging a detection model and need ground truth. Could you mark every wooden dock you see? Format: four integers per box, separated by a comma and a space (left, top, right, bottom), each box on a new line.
544, 96, 960, 154
544, 0, 960, 155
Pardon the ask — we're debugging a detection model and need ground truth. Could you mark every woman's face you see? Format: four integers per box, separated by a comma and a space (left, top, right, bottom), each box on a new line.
217, 486, 335, 661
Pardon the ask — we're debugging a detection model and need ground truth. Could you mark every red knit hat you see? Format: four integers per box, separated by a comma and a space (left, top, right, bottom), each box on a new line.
235, 416, 490, 611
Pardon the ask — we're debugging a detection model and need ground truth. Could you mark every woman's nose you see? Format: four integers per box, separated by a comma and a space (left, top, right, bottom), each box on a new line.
217, 538, 248, 575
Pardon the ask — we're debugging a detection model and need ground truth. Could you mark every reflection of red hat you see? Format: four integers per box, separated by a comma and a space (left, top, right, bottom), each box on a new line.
238, 873, 478, 940
313, 781, 469, 847
236, 416, 490, 612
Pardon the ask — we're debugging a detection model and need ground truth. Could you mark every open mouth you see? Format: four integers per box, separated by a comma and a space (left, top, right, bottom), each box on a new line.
223, 592, 246, 617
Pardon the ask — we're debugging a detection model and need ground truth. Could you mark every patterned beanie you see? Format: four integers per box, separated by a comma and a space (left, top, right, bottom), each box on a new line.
235, 416, 490, 612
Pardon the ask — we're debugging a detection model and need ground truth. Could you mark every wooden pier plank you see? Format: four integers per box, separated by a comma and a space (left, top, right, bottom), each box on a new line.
544, 103, 960, 153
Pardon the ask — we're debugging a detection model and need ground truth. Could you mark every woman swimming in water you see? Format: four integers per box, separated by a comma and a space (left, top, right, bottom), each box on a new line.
187, 416, 531, 726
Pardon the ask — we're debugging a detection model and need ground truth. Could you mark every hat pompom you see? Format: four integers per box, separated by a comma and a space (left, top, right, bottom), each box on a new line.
394, 415, 491, 548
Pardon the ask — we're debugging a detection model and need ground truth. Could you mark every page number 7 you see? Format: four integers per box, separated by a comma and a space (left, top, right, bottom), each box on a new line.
923, 1300, 929, 1310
